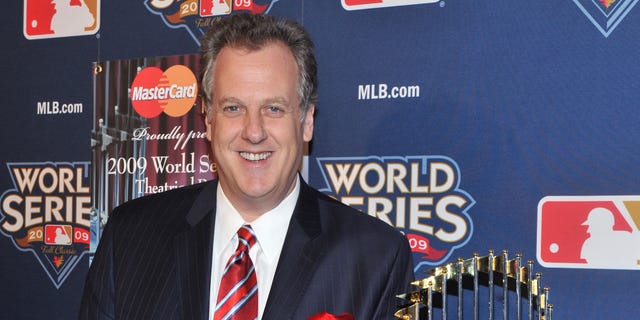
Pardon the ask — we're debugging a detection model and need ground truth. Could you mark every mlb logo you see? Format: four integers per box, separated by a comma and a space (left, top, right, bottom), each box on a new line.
44, 224, 73, 245
200, 0, 231, 17
537, 196, 640, 270
24, 0, 100, 39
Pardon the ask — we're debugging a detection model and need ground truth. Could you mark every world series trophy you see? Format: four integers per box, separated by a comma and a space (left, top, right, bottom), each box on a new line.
396, 250, 552, 320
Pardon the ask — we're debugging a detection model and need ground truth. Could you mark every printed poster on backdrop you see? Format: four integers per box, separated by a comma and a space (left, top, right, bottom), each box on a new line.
89, 54, 215, 253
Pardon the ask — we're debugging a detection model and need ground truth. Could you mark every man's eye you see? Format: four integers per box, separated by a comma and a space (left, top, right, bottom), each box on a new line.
264, 105, 285, 117
222, 105, 240, 113
219, 105, 245, 118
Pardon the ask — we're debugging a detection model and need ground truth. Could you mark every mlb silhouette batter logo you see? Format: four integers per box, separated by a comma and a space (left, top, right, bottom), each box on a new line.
44, 225, 73, 245
200, 0, 231, 17
24, 0, 100, 39
537, 196, 640, 270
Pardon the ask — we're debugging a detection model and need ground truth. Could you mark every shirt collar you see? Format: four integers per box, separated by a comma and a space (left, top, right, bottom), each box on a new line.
213, 177, 300, 262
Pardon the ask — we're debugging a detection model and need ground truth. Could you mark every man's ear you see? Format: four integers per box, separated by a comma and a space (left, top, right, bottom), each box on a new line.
205, 111, 213, 142
303, 104, 315, 142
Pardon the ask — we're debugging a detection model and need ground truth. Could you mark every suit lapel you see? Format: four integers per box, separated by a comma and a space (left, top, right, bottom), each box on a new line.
262, 180, 327, 319
174, 181, 217, 320
171, 179, 326, 319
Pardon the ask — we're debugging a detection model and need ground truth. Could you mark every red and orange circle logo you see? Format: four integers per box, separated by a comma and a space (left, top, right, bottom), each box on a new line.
130, 65, 198, 118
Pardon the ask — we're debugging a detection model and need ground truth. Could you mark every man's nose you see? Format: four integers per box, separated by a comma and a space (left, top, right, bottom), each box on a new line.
242, 110, 267, 143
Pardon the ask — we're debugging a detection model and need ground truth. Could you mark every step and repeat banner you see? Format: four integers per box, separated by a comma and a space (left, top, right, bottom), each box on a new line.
1, 0, 639, 318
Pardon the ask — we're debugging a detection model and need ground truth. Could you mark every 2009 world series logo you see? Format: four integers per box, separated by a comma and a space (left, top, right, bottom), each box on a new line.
572, 0, 639, 37
145, 0, 279, 44
0, 162, 91, 288
316, 155, 475, 273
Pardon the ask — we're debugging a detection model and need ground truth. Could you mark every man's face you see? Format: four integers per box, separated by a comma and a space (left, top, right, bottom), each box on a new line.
205, 42, 314, 219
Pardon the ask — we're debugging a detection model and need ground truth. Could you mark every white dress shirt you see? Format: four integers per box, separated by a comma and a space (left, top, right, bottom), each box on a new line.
209, 177, 299, 319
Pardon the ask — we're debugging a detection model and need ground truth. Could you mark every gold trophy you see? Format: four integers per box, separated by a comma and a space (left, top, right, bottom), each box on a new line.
396, 250, 552, 320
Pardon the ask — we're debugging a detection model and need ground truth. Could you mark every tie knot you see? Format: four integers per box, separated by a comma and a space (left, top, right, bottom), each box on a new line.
237, 225, 256, 251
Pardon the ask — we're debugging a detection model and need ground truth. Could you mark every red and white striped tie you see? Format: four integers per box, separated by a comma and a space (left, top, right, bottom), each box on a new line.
214, 225, 258, 320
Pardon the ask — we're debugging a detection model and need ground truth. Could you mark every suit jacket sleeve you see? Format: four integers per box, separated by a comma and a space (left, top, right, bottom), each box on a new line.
372, 233, 415, 319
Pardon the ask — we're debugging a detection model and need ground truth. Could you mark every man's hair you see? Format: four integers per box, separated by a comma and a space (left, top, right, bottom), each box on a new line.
200, 13, 318, 118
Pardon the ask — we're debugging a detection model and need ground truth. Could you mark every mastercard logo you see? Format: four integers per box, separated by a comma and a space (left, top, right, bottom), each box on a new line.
130, 65, 198, 118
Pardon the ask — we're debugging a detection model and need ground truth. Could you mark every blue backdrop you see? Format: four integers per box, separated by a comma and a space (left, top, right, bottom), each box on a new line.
2, 0, 639, 318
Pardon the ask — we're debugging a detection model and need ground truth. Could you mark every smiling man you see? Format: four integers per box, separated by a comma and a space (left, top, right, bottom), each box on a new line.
205, 40, 314, 220
79, 13, 414, 320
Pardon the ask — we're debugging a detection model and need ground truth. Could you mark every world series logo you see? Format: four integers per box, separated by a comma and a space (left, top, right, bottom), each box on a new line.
573, 0, 639, 37
537, 195, 640, 270
316, 155, 475, 273
0, 162, 91, 288
145, 0, 279, 44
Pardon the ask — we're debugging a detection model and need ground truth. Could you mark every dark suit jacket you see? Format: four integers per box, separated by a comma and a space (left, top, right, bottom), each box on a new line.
79, 179, 415, 320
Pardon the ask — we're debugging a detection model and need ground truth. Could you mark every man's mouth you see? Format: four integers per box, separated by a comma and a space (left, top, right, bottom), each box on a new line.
240, 151, 271, 161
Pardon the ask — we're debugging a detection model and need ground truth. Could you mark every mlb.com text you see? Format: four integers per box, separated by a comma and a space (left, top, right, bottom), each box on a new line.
358, 83, 421, 100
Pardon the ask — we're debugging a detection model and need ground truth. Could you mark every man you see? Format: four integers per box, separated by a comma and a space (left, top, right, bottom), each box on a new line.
79, 13, 414, 320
